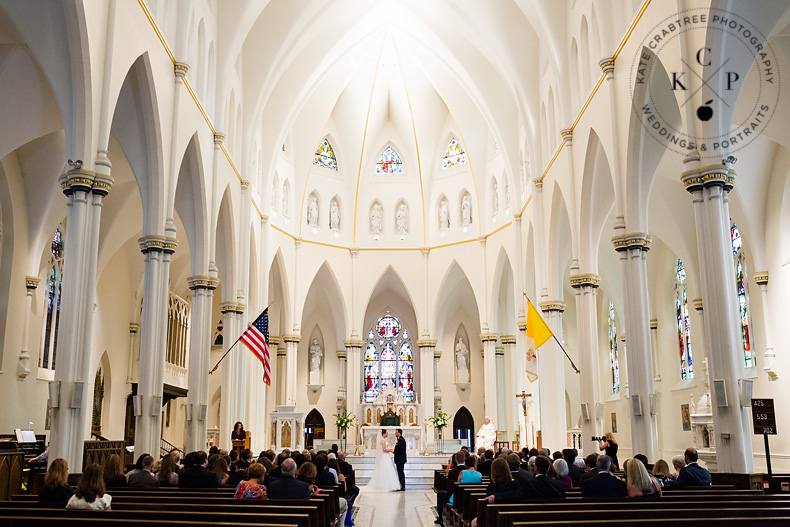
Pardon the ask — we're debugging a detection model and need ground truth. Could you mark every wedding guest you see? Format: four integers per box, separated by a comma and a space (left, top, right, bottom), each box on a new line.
103, 454, 127, 488
671, 455, 687, 478
38, 458, 74, 503
553, 458, 572, 488
232, 421, 247, 440
213, 456, 229, 486
268, 458, 310, 499
127, 455, 159, 488
235, 462, 267, 499
663, 448, 711, 487
157, 453, 179, 486
625, 458, 662, 497
652, 459, 674, 486
580, 455, 626, 498
67, 464, 112, 510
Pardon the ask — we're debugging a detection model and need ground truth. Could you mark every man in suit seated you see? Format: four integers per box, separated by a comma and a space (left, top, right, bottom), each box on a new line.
563, 449, 583, 486
179, 451, 219, 488
478, 450, 494, 477
435, 451, 467, 526
580, 455, 626, 497
127, 455, 159, 488
507, 453, 533, 484
485, 455, 564, 502
267, 458, 311, 499
663, 448, 711, 488
578, 453, 599, 486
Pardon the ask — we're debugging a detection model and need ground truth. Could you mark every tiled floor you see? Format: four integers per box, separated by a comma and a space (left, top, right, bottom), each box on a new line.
353, 488, 438, 527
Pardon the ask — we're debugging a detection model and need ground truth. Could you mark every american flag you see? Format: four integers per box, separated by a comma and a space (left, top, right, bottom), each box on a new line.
240, 308, 271, 385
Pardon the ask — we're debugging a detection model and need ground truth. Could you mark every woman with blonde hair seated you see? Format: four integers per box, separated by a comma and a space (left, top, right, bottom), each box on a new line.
624, 458, 662, 498
651, 458, 674, 486
103, 454, 126, 488
38, 458, 73, 503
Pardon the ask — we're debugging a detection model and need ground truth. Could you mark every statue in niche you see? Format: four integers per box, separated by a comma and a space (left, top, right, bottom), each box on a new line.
439, 199, 450, 230
307, 196, 318, 226
504, 177, 511, 206
462, 194, 472, 226
281, 421, 292, 448
455, 337, 469, 372
492, 180, 499, 213
329, 200, 340, 230
271, 183, 278, 210
309, 338, 323, 373
520, 162, 527, 193
282, 184, 289, 216
370, 203, 383, 234
396, 203, 408, 234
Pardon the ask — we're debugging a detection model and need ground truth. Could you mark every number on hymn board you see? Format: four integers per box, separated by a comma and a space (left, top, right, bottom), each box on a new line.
751, 399, 777, 435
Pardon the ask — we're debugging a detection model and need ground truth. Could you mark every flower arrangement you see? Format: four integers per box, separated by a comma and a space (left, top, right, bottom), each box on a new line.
427, 410, 452, 431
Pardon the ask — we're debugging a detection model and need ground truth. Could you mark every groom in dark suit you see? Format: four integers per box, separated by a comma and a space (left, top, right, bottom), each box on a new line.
394, 429, 407, 491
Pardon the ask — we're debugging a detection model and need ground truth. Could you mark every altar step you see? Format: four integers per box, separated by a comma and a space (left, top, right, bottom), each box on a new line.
347, 454, 447, 490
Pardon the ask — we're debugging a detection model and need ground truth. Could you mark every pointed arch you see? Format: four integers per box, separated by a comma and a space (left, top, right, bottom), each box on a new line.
363, 266, 418, 338
376, 145, 404, 175
452, 406, 475, 450
442, 137, 467, 169
313, 137, 338, 171
300, 261, 348, 349
174, 132, 209, 274
434, 260, 482, 342
491, 247, 515, 336
578, 128, 615, 272
546, 182, 573, 297
215, 185, 236, 302
268, 248, 291, 337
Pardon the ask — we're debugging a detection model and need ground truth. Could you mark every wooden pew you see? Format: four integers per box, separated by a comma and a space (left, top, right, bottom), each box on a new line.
0, 517, 294, 527
509, 519, 790, 527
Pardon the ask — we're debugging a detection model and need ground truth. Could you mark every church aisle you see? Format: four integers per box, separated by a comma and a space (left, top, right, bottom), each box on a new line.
354, 488, 438, 527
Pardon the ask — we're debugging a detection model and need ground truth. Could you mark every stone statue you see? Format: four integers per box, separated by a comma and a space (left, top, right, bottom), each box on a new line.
307, 196, 318, 226
396, 203, 408, 234
492, 180, 499, 213
329, 200, 340, 230
370, 203, 383, 234
439, 199, 449, 230
462, 194, 472, 226
475, 416, 496, 451
309, 338, 323, 372
520, 162, 527, 194
504, 177, 511, 206
455, 337, 469, 371
271, 182, 277, 211
282, 184, 289, 216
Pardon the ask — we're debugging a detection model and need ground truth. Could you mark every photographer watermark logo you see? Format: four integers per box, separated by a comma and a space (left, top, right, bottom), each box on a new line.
629, 8, 780, 156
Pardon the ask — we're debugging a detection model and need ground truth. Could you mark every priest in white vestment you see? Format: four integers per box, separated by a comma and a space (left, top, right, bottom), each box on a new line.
475, 416, 497, 451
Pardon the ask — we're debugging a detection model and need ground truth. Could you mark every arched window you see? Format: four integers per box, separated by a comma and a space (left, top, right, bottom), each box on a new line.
364, 313, 413, 402
376, 146, 404, 175
91, 367, 104, 436
675, 259, 694, 379
313, 138, 338, 170
442, 137, 467, 169
731, 223, 753, 367
608, 301, 620, 393
41, 228, 64, 370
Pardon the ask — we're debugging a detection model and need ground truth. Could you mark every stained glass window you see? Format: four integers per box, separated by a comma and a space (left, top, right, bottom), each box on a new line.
313, 138, 337, 170
675, 259, 694, 380
364, 313, 414, 401
376, 146, 404, 175
608, 301, 620, 393
731, 223, 753, 368
41, 228, 64, 370
442, 137, 467, 169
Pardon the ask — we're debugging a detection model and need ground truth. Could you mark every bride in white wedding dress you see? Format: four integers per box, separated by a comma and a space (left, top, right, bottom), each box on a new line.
365, 429, 401, 491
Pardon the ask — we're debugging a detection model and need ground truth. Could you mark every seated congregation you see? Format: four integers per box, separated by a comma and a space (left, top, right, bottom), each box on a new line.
10, 445, 360, 527
431, 445, 790, 527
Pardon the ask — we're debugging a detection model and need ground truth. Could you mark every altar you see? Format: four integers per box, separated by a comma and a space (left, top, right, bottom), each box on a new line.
360, 425, 423, 455
360, 386, 420, 427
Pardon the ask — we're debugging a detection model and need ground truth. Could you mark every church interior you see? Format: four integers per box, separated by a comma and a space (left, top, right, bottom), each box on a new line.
1, 0, 790, 485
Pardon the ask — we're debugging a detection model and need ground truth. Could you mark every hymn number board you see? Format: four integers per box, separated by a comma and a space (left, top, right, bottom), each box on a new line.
751, 398, 777, 435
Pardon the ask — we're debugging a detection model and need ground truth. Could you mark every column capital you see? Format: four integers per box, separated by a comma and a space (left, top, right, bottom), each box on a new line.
599, 56, 615, 78
129, 323, 140, 333
213, 132, 226, 146
480, 332, 499, 342
517, 320, 528, 332
495, 347, 505, 356
417, 339, 437, 348
336, 349, 347, 360
268, 336, 281, 346
500, 335, 517, 345
569, 273, 601, 288
188, 275, 219, 290
433, 349, 442, 359
174, 61, 190, 78
538, 300, 565, 313
25, 276, 40, 290
754, 272, 769, 285
219, 302, 246, 314
282, 333, 301, 343
240, 179, 251, 190
681, 164, 735, 193
344, 339, 363, 349
59, 167, 114, 197
420, 246, 431, 256
349, 247, 360, 256
478, 235, 487, 247
532, 178, 543, 190
138, 234, 178, 254
612, 232, 651, 252
692, 298, 703, 312
649, 319, 658, 330
560, 128, 573, 146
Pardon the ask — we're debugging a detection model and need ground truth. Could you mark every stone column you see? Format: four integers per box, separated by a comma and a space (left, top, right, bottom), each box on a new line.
481, 333, 499, 426
495, 345, 506, 435
336, 349, 348, 412
518, 319, 540, 447
272, 337, 284, 404
650, 320, 660, 384
501, 335, 518, 441
283, 334, 300, 405
126, 323, 139, 387
570, 274, 603, 455
135, 235, 177, 457
754, 273, 777, 378
184, 275, 218, 452
537, 301, 567, 450
17, 277, 39, 379
344, 339, 363, 423
218, 302, 245, 448
682, 159, 753, 472
433, 349, 442, 414
418, 339, 437, 424
612, 232, 658, 460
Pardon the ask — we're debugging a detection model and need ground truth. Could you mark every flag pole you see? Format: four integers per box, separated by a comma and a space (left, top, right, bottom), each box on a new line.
522, 293, 580, 374
209, 299, 277, 375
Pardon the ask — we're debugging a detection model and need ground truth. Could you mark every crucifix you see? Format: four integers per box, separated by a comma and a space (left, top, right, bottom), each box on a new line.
515, 391, 532, 416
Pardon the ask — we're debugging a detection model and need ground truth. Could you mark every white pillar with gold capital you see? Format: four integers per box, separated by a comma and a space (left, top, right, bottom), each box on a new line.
283, 334, 300, 405
537, 301, 566, 450
17, 277, 39, 379
345, 338, 363, 426
502, 335, 518, 441
570, 273, 603, 455
418, 339, 437, 424
682, 158, 753, 472
754, 273, 777, 378
481, 333, 499, 428
219, 301, 245, 449
518, 319, 540, 448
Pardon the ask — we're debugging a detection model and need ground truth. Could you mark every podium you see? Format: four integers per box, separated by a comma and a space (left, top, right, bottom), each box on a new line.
231, 433, 251, 457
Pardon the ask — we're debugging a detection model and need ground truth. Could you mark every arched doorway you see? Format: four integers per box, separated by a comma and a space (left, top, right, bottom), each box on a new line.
453, 406, 474, 450
304, 409, 325, 448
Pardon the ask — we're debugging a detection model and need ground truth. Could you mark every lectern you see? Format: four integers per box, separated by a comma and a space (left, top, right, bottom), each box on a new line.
232, 433, 251, 457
